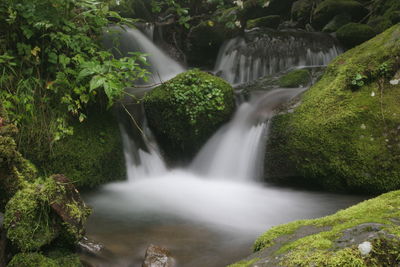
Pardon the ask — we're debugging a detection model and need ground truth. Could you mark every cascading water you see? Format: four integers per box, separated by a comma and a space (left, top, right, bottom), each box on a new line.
191, 88, 306, 181
215, 30, 342, 85
84, 28, 362, 267
103, 26, 184, 85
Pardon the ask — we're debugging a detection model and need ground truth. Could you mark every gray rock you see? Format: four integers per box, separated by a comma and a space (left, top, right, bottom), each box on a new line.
142, 244, 175, 267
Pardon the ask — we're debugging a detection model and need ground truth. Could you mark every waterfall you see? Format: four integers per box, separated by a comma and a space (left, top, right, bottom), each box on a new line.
103, 26, 184, 85
214, 30, 342, 85
84, 28, 364, 266
106, 27, 341, 183
103, 27, 184, 180
120, 125, 166, 180
191, 88, 305, 181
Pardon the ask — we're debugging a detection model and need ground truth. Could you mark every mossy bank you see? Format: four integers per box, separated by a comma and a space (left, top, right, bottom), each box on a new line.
25, 108, 126, 188
266, 24, 400, 194
144, 69, 235, 162
229, 190, 400, 266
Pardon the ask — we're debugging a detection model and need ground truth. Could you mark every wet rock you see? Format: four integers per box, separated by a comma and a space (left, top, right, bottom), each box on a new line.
49, 174, 91, 241
142, 244, 174, 267
78, 237, 105, 257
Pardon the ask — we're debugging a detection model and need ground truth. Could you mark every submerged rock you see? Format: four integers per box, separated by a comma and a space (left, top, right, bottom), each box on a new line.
266, 24, 400, 193
144, 69, 235, 162
229, 190, 400, 266
142, 244, 174, 267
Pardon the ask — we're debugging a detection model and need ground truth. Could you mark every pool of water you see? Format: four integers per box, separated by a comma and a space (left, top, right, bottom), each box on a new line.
82, 171, 365, 267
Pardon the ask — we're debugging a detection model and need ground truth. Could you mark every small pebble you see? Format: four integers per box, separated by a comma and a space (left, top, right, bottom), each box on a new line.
358, 241, 372, 256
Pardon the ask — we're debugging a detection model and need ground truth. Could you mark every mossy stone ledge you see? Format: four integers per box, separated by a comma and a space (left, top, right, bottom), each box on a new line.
144, 69, 235, 162
4, 175, 91, 252
266, 24, 400, 194
230, 190, 400, 266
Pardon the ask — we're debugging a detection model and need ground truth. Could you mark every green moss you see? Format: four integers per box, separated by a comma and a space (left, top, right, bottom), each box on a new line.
144, 69, 235, 160
0, 111, 37, 211
227, 258, 260, 267
336, 23, 377, 48
368, 16, 394, 34
269, 25, 400, 193
4, 176, 91, 251
278, 69, 310, 88
41, 109, 125, 188
253, 190, 400, 266
47, 249, 83, 267
313, 0, 367, 29
8, 253, 58, 267
246, 15, 281, 30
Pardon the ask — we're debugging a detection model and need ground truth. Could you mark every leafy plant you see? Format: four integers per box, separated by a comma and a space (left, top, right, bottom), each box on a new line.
350, 73, 368, 89
0, 0, 148, 156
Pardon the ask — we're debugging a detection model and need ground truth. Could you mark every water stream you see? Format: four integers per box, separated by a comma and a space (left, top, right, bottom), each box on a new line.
83, 28, 364, 266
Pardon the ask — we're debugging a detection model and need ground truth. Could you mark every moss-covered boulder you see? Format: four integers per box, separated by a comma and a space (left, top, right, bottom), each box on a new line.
8, 253, 58, 267
4, 175, 91, 251
230, 190, 400, 266
291, 0, 314, 27
336, 23, 377, 48
312, 0, 368, 30
144, 69, 235, 161
278, 69, 310, 88
322, 13, 351, 33
246, 15, 281, 30
40, 109, 125, 188
367, 16, 394, 34
266, 25, 400, 194
0, 106, 37, 212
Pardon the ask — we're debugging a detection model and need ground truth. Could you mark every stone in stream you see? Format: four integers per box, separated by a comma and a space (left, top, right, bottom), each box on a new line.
142, 244, 175, 267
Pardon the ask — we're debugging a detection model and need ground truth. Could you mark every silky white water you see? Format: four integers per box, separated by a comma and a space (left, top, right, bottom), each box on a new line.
84, 28, 362, 267
103, 26, 184, 85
